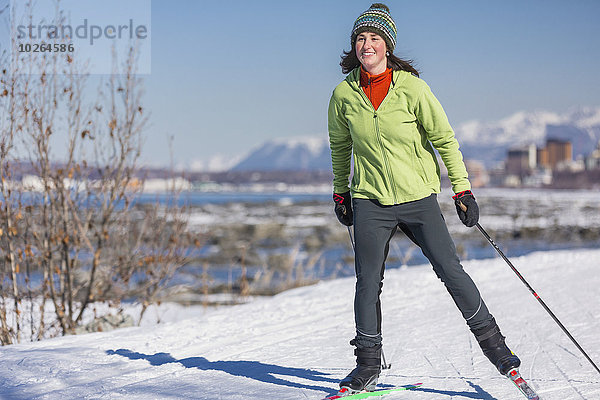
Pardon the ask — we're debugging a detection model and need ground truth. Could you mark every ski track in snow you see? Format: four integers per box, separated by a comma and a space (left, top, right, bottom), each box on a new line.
1, 249, 600, 399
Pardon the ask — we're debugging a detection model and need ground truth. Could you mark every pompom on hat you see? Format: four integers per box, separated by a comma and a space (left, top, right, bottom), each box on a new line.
351, 3, 397, 52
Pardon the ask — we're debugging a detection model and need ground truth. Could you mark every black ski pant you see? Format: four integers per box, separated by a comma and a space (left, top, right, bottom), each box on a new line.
352, 194, 493, 348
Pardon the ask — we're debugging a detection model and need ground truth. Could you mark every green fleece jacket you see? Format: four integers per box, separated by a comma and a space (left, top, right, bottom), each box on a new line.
328, 68, 470, 205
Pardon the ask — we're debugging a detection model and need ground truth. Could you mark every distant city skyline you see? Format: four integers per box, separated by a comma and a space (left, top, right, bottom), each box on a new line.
3, 0, 600, 169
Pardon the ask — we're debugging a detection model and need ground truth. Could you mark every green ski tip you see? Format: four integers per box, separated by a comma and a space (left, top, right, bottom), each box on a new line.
324, 383, 423, 399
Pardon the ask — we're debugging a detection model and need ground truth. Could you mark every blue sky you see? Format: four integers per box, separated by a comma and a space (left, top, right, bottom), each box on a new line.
5, 0, 151, 74
4, 0, 600, 168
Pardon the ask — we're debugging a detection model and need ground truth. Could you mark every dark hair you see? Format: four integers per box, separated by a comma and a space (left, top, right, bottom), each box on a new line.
340, 47, 419, 77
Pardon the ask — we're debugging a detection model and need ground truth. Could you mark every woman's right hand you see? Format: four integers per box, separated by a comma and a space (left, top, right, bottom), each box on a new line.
333, 192, 353, 226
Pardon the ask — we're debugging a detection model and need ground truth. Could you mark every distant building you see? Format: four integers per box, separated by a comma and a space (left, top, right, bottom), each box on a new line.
142, 177, 192, 192
584, 140, 600, 170
503, 139, 575, 187
505, 139, 573, 174
506, 144, 536, 177
522, 169, 552, 187
536, 147, 548, 168
541, 139, 572, 170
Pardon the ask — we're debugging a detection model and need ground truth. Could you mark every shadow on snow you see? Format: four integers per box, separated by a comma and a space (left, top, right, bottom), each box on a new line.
106, 349, 498, 398
415, 380, 498, 400
106, 348, 338, 393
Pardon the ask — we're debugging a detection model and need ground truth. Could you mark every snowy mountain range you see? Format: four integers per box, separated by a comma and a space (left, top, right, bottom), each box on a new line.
231, 136, 332, 171
457, 107, 600, 167
227, 107, 600, 171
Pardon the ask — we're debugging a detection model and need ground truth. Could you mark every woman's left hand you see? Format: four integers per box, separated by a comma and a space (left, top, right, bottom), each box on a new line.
453, 190, 479, 227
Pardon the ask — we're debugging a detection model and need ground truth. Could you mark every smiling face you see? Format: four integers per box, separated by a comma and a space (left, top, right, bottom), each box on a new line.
355, 31, 388, 75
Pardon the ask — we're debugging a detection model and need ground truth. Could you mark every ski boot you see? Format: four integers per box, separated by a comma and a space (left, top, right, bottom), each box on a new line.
339, 342, 381, 393
473, 318, 521, 375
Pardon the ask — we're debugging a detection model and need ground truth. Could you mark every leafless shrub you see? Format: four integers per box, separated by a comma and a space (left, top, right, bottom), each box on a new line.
0, 2, 197, 344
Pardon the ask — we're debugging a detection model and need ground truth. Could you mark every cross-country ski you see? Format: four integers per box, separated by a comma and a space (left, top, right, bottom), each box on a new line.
322, 383, 424, 399
507, 368, 541, 399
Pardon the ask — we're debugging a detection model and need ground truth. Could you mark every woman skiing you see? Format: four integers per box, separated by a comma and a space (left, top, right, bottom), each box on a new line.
328, 3, 521, 393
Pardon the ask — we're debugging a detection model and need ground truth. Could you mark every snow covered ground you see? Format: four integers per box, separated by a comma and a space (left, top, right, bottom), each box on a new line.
0, 249, 599, 399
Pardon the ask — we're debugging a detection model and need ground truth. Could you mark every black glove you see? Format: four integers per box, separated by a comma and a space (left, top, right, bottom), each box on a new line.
333, 192, 353, 226
453, 190, 479, 227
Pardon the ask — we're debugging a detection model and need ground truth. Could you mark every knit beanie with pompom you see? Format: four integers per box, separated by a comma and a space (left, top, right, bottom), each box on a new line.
351, 3, 397, 52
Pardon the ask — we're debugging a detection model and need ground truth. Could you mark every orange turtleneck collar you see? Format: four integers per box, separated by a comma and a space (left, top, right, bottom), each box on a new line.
360, 66, 392, 111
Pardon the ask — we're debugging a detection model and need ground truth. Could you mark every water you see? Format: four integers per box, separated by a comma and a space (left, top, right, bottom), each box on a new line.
135, 191, 332, 206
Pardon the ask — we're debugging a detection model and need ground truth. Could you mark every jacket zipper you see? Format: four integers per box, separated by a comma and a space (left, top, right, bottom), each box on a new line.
357, 81, 398, 204
373, 114, 398, 203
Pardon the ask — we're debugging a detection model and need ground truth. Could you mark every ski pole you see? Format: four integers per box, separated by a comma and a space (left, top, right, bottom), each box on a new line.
347, 225, 355, 252
346, 225, 391, 370
458, 202, 600, 375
